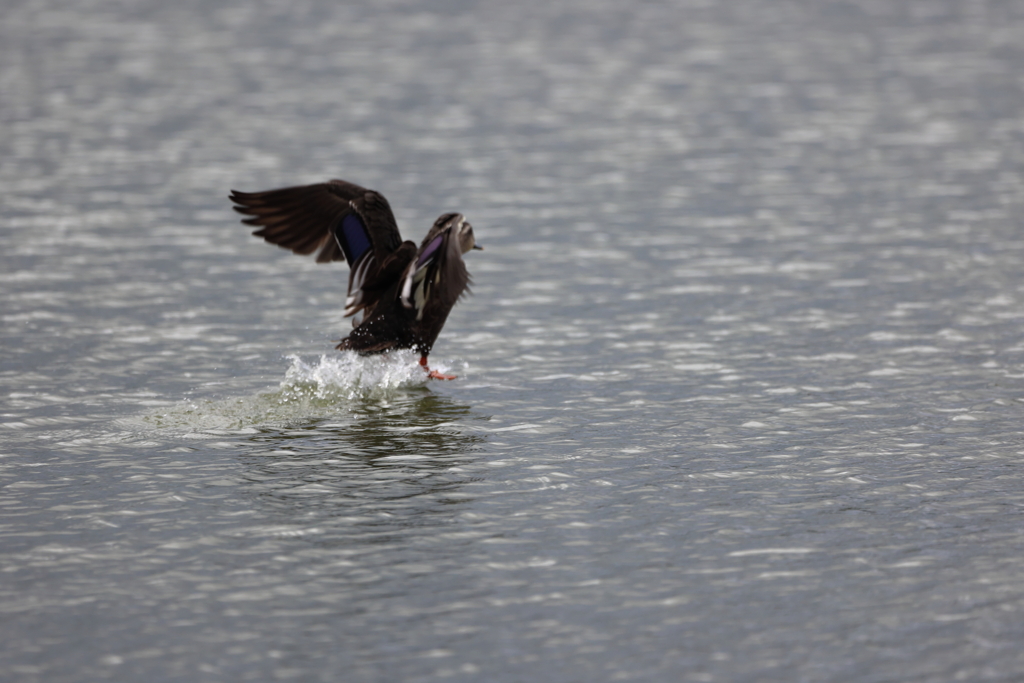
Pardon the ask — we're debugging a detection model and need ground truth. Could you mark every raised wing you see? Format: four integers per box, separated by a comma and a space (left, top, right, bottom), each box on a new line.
400, 215, 470, 321
230, 179, 406, 316
230, 179, 401, 263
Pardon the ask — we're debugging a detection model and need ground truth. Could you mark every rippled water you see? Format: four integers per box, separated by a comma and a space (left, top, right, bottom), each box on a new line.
5, 0, 1024, 680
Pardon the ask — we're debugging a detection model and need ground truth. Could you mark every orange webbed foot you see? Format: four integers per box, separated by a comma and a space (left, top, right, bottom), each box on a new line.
427, 370, 457, 380
420, 355, 457, 380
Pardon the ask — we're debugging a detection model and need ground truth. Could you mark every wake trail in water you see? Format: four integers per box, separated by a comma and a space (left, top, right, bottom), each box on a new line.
127, 351, 463, 434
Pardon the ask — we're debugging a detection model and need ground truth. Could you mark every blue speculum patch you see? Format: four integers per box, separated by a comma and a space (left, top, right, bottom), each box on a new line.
339, 213, 372, 265
418, 235, 444, 267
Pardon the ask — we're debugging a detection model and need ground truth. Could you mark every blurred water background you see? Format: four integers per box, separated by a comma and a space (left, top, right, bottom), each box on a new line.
4, 0, 1024, 680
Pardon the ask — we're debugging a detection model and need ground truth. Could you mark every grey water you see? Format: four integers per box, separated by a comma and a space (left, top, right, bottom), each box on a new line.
4, 0, 1024, 680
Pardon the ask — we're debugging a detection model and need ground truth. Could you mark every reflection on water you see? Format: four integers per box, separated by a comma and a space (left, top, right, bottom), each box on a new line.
238, 388, 486, 518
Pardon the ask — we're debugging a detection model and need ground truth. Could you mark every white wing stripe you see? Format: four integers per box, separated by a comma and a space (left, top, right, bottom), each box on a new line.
401, 265, 415, 308
402, 255, 434, 309
351, 254, 374, 292
344, 254, 375, 317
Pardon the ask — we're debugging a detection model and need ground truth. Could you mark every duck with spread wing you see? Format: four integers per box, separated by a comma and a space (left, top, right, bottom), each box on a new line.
230, 179, 482, 380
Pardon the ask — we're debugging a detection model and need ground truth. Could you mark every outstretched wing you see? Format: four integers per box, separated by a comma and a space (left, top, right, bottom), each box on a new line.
400, 215, 470, 322
230, 179, 406, 316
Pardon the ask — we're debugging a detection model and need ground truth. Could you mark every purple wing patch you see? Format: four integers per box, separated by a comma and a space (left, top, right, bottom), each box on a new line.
337, 213, 372, 267
417, 235, 444, 267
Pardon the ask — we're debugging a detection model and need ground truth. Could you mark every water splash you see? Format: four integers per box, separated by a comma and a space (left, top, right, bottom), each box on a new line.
279, 351, 428, 402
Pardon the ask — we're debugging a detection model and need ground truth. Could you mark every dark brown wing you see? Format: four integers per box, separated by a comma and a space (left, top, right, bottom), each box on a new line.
345, 241, 417, 318
230, 179, 407, 316
229, 180, 403, 266
400, 215, 471, 323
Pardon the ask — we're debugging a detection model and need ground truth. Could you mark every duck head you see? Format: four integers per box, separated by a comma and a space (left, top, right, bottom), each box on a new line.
434, 213, 483, 254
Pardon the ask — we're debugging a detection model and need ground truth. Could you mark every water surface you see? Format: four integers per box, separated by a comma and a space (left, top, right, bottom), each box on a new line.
4, 0, 1024, 680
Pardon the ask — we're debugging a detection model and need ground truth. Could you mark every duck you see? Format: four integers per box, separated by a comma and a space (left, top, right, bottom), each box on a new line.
230, 179, 482, 380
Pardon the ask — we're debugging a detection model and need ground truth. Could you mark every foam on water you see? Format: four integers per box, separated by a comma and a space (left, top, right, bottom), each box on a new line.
279, 351, 431, 400
131, 351, 462, 434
